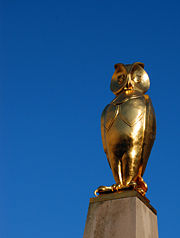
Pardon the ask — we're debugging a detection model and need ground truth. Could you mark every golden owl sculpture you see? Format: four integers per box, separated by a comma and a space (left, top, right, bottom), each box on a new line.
95, 62, 156, 197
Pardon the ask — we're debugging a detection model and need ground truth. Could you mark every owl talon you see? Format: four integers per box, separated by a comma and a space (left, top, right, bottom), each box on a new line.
136, 188, 146, 196
135, 176, 148, 195
128, 181, 137, 189
94, 185, 113, 196
114, 183, 123, 191
112, 184, 118, 191
94, 181, 147, 197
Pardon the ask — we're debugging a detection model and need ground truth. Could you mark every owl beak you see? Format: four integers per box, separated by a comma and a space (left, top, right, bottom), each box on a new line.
126, 74, 134, 90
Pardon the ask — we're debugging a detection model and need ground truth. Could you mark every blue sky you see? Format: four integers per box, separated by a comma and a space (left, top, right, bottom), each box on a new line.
1, 0, 180, 237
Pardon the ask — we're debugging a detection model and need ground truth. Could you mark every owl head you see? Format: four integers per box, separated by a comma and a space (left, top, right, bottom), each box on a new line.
110, 62, 150, 95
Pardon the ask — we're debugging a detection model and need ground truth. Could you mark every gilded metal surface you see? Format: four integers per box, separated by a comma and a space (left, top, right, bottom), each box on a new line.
95, 62, 156, 197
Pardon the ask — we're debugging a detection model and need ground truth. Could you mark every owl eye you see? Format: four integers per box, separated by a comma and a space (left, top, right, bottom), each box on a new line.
133, 75, 141, 83
117, 74, 126, 84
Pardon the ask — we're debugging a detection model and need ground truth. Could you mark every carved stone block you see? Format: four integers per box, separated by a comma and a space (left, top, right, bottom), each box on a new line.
83, 191, 159, 238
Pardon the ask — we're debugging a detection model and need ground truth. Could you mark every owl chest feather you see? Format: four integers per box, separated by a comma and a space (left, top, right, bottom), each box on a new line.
104, 95, 146, 131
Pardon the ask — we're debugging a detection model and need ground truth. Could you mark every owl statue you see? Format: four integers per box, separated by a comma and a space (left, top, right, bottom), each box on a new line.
95, 62, 156, 196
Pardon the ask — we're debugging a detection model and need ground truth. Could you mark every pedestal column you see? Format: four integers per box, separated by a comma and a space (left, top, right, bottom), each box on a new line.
83, 190, 159, 238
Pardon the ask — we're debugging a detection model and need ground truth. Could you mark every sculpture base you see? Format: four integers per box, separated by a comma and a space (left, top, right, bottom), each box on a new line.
83, 190, 159, 238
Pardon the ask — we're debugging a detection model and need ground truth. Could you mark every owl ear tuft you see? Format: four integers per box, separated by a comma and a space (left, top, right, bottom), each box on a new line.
114, 63, 125, 71
137, 62, 144, 68
131, 62, 144, 70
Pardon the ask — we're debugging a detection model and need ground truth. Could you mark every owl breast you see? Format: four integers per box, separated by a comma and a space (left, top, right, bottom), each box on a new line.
104, 95, 146, 132
118, 96, 146, 127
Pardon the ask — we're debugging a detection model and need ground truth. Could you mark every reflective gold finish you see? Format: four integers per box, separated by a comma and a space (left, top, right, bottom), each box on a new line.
95, 62, 156, 197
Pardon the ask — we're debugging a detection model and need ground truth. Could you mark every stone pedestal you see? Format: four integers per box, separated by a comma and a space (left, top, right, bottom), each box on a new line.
83, 190, 159, 238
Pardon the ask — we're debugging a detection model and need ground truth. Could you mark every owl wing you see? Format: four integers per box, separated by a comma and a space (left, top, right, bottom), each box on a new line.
142, 95, 156, 175
101, 103, 118, 168
101, 105, 110, 167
